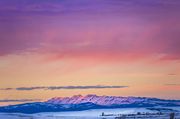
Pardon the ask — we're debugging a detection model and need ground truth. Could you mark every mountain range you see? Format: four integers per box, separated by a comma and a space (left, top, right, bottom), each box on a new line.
0, 94, 180, 114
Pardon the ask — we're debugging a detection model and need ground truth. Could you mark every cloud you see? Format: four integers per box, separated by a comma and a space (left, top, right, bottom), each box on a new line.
0, 85, 128, 91
0, 88, 13, 90
165, 84, 180, 86
0, 99, 41, 102
0, 0, 180, 61
168, 73, 177, 76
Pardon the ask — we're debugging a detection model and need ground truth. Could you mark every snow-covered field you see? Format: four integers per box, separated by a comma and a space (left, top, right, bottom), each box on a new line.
0, 107, 180, 119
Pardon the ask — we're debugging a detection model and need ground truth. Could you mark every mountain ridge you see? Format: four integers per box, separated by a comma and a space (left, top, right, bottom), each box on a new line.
47, 94, 180, 105
0, 94, 180, 114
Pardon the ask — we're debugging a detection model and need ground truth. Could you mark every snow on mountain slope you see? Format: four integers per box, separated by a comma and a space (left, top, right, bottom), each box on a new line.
0, 95, 180, 114
46, 94, 180, 106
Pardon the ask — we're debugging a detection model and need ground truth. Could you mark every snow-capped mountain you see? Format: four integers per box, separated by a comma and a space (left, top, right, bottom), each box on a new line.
0, 94, 180, 114
47, 94, 146, 105
47, 94, 180, 106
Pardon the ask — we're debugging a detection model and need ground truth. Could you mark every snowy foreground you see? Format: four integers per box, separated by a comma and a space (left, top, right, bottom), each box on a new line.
0, 107, 180, 119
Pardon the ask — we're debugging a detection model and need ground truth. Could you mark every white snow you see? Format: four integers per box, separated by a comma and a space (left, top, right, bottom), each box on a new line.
35, 108, 156, 117
0, 107, 180, 119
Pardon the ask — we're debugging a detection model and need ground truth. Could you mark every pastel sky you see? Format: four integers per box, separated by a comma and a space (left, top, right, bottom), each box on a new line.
0, 0, 180, 106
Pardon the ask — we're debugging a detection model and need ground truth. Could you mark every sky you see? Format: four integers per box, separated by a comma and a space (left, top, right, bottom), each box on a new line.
0, 0, 180, 106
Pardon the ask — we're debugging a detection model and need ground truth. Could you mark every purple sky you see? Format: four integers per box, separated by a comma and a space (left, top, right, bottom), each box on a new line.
0, 0, 180, 58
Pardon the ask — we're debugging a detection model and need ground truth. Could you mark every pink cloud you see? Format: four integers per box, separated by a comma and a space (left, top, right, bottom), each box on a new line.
0, 0, 180, 62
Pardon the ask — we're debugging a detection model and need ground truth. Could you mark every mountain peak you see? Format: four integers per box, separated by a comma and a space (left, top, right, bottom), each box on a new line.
72, 94, 83, 98
46, 94, 180, 106
47, 94, 146, 105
